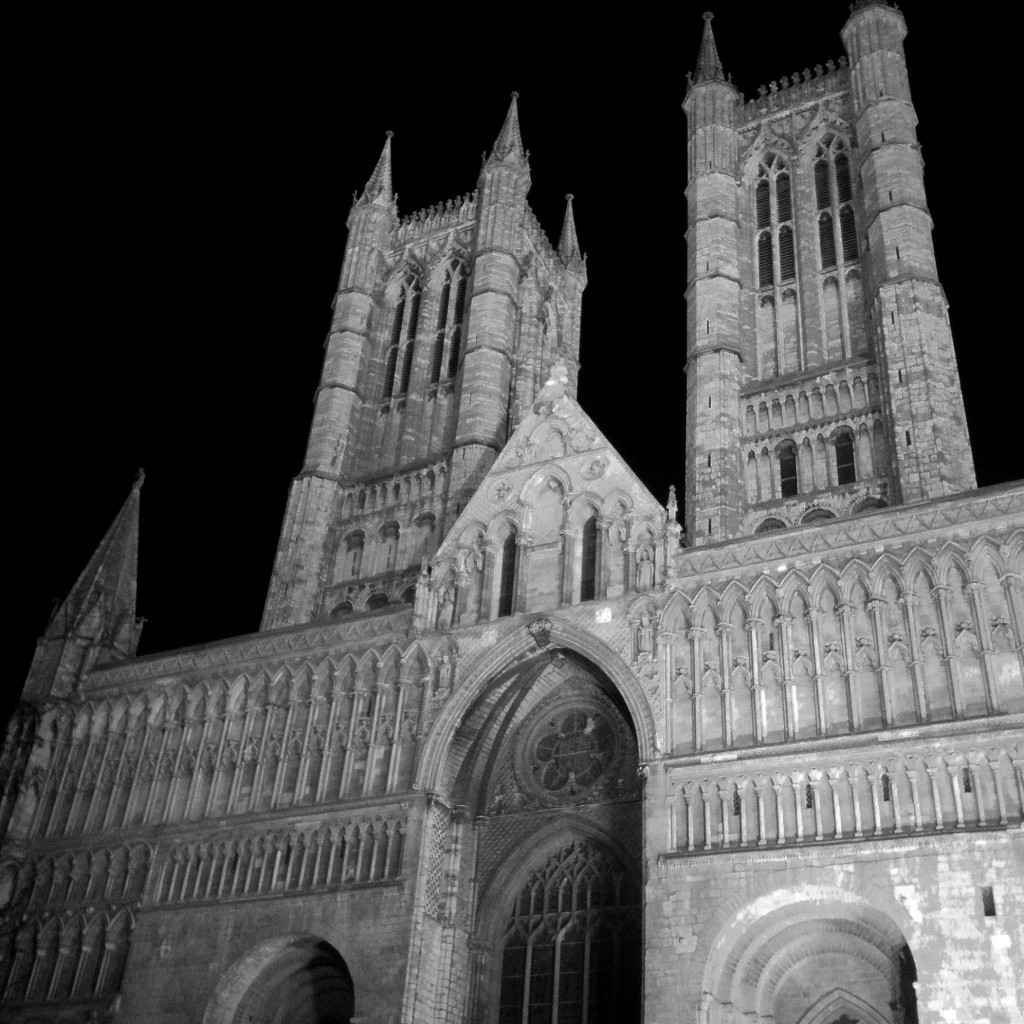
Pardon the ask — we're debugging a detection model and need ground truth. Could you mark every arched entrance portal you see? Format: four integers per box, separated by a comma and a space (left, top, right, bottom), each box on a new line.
702, 894, 919, 1024
438, 642, 644, 1024
203, 934, 354, 1024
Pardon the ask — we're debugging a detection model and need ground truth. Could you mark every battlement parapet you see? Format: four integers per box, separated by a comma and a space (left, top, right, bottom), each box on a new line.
737, 60, 850, 124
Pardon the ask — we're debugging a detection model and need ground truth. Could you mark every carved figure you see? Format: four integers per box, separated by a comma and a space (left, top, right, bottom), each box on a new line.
637, 615, 655, 659
435, 654, 453, 699
436, 584, 455, 631
636, 546, 654, 592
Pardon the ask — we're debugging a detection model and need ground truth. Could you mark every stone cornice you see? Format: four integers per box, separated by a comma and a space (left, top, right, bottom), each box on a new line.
673, 482, 1024, 583
83, 607, 416, 692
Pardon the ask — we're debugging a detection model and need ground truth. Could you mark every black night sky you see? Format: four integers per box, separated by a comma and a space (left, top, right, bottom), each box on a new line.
8, 3, 1018, 729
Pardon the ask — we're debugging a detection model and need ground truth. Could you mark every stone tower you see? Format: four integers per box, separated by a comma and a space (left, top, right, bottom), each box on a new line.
842, 0, 976, 503
683, 1, 975, 545
682, 13, 744, 546
262, 98, 587, 629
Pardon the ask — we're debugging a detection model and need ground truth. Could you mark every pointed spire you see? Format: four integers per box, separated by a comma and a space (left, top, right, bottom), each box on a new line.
46, 470, 143, 659
693, 11, 726, 84
488, 92, 527, 166
558, 194, 583, 266
359, 131, 394, 206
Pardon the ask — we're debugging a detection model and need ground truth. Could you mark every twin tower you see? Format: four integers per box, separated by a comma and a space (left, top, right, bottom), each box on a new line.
264, 1, 975, 631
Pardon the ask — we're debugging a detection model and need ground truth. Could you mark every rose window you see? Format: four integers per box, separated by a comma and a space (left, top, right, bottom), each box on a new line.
533, 710, 615, 793
511, 693, 630, 807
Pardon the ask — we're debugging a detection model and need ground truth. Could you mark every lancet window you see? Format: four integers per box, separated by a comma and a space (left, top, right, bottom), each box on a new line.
754, 157, 796, 288
580, 515, 598, 602
754, 155, 801, 376
815, 137, 860, 271
383, 273, 422, 399
778, 441, 798, 498
814, 135, 869, 360
835, 429, 857, 485
344, 532, 365, 579
497, 529, 518, 618
431, 260, 468, 384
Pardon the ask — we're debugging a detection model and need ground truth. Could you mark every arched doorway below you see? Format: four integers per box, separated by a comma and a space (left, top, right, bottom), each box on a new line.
703, 897, 919, 1024
204, 934, 354, 1024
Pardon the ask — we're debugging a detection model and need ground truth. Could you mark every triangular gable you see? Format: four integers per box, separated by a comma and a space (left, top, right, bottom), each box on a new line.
431, 364, 667, 584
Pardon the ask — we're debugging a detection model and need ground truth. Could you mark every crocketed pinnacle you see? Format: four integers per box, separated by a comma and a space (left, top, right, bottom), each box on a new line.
488, 93, 527, 166
693, 11, 726, 84
558, 194, 582, 265
45, 470, 143, 658
359, 131, 394, 206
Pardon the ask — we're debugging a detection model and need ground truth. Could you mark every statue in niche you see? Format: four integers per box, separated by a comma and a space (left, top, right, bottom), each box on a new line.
636, 615, 655, 661
636, 545, 655, 592
436, 583, 455, 631
435, 653, 453, 699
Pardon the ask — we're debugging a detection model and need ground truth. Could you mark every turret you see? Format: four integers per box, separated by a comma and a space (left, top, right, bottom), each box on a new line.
842, 2, 975, 500
682, 13, 744, 545
555, 193, 587, 399
263, 136, 397, 629
449, 95, 532, 511
24, 471, 143, 702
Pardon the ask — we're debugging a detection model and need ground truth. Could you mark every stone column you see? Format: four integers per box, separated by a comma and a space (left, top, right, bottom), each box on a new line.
716, 623, 734, 747
687, 627, 706, 751
868, 597, 894, 726
773, 614, 795, 739
900, 593, 930, 721
837, 603, 859, 731
745, 618, 765, 744
966, 580, 999, 712
931, 585, 962, 716
805, 607, 826, 735
597, 516, 614, 598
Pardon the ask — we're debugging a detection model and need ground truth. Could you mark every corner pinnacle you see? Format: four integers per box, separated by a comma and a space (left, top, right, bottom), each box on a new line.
359, 132, 394, 206
558, 193, 583, 265
693, 11, 727, 84
488, 92, 527, 166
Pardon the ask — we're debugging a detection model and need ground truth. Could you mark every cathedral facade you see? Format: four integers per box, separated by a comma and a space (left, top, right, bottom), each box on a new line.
1, 5, 1022, 1023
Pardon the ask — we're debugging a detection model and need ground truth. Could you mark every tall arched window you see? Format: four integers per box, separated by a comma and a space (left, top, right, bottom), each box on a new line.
378, 522, 400, 573
814, 159, 831, 209
835, 430, 856, 485
447, 268, 467, 379
758, 231, 773, 287
819, 214, 837, 269
383, 274, 421, 399
754, 155, 797, 374
580, 516, 598, 602
431, 260, 468, 383
778, 225, 795, 282
815, 136, 860, 269
344, 532, 365, 579
778, 442, 798, 498
498, 841, 640, 1024
497, 529, 517, 617
755, 179, 770, 229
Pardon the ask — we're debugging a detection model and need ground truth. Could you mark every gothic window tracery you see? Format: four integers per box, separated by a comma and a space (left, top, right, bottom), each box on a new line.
815, 136, 866, 361
754, 155, 801, 375
498, 840, 640, 1024
383, 274, 422, 399
431, 260, 468, 384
